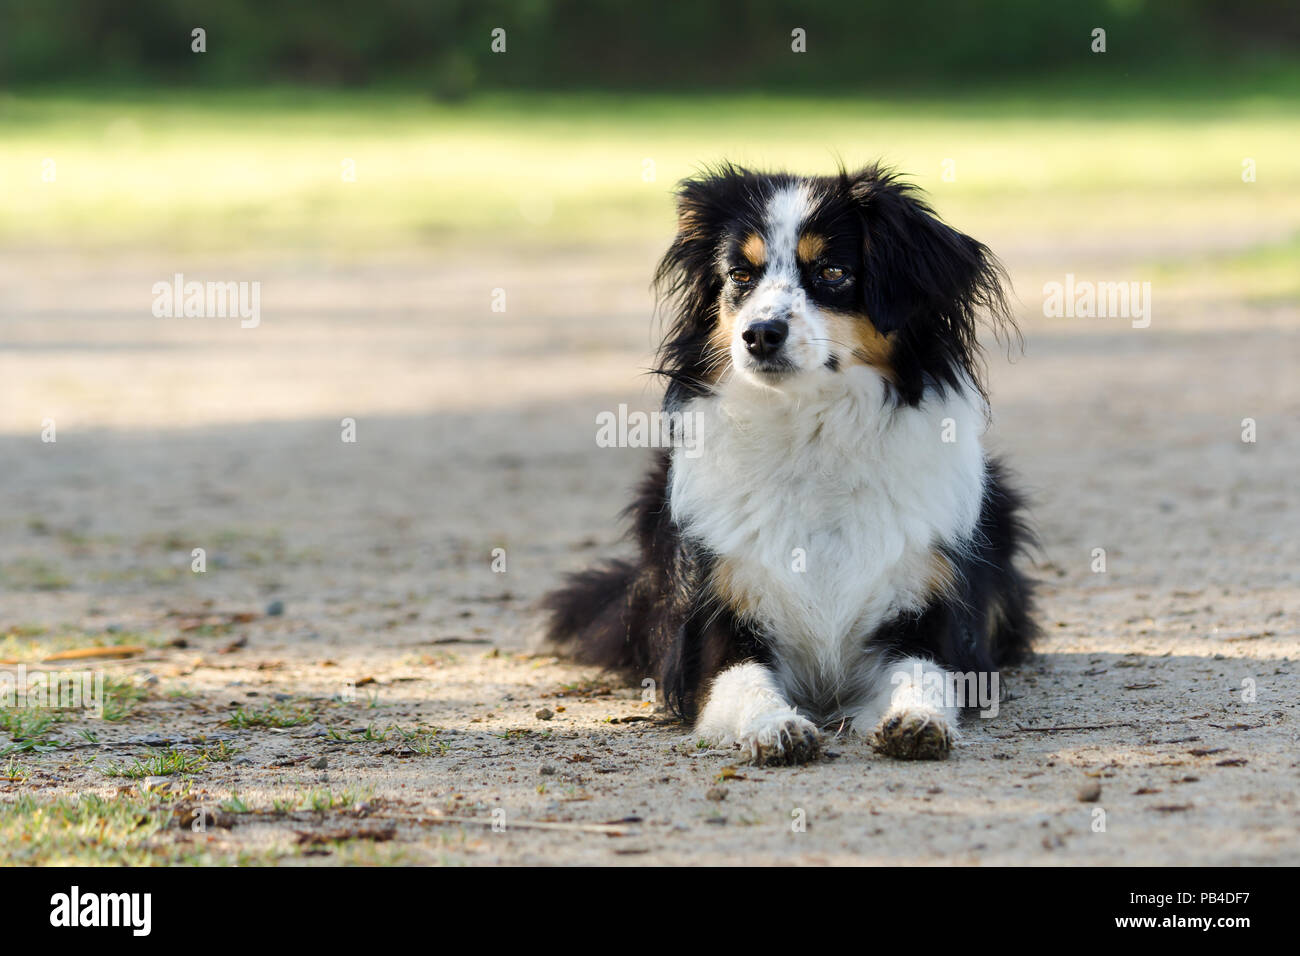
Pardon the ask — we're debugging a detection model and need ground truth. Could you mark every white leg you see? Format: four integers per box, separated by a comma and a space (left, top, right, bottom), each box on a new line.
851, 656, 960, 760
695, 661, 821, 765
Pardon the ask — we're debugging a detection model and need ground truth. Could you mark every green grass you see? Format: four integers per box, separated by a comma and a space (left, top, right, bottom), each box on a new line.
219, 793, 251, 814
390, 725, 447, 755
271, 787, 366, 814
0, 558, 72, 591
323, 722, 447, 754
2, 84, 1297, 253
304, 787, 363, 812
327, 722, 390, 741
0, 790, 257, 865
0, 675, 149, 756
0, 777, 375, 865
225, 703, 318, 729
1148, 232, 1300, 306
100, 741, 237, 779
0, 792, 173, 865
102, 676, 150, 721
101, 748, 207, 779
0, 705, 90, 754
0, 710, 59, 742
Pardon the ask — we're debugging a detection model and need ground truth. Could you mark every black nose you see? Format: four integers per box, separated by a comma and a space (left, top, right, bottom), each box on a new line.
742, 319, 789, 358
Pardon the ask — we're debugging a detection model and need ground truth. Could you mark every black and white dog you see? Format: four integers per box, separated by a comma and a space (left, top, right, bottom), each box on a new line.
544, 164, 1035, 763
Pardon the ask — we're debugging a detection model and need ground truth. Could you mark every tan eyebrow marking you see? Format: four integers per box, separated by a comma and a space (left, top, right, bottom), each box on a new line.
797, 233, 827, 262
740, 233, 767, 266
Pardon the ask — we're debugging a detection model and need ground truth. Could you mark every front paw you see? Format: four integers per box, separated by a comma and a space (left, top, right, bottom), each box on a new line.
870, 708, 955, 761
736, 713, 822, 766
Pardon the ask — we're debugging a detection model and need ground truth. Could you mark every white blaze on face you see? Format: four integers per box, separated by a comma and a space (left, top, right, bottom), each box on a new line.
731, 182, 832, 380
764, 182, 810, 280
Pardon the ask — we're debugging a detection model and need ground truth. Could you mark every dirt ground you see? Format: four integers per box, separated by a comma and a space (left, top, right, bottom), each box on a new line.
1, 232, 1297, 865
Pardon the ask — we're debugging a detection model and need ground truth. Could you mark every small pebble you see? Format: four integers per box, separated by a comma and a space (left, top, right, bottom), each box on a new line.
307, 755, 328, 770
535, 708, 553, 721
706, 787, 727, 801
266, 600, 285, 617
1077, 781, 1102, 802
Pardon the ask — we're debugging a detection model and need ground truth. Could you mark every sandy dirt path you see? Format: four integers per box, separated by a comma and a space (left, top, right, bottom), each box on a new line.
1, 237, 1297, 865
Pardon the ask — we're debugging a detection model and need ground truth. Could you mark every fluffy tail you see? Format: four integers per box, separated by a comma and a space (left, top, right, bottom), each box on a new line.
541, 559, 648, 673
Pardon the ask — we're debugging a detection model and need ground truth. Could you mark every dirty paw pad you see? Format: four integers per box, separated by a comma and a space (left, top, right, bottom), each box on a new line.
743, 717, 822, 766
871, 710, 954, 761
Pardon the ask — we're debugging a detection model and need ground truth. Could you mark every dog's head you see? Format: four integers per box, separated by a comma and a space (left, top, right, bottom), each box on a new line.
654, 164, 1014, 407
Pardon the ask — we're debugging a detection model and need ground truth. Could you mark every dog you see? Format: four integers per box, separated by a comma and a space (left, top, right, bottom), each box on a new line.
543, 163, 1035, 764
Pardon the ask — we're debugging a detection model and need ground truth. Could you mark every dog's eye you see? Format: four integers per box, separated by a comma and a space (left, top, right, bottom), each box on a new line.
819, 266, 846, 283
728, 268, 755, 285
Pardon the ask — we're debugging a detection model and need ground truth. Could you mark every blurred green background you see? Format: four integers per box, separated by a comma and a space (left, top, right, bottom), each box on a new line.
0, 1, 1296, 289
3, 0, 1296, 92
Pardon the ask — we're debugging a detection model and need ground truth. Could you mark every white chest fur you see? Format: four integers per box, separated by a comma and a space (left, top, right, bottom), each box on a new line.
670, 370, 987, 691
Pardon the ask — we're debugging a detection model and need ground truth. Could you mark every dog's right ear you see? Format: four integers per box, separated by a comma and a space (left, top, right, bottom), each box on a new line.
652, 166, 751, 403
654, 165, 751, 314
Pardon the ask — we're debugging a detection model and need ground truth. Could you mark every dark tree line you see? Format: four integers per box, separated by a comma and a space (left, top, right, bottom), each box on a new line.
2, 0, 1295, 94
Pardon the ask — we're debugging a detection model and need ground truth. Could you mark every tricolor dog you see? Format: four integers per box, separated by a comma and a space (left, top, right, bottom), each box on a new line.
543, 164, 1036, 764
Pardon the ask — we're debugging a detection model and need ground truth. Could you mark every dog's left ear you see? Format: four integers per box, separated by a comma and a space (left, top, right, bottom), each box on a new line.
848, 166, 1014, 402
